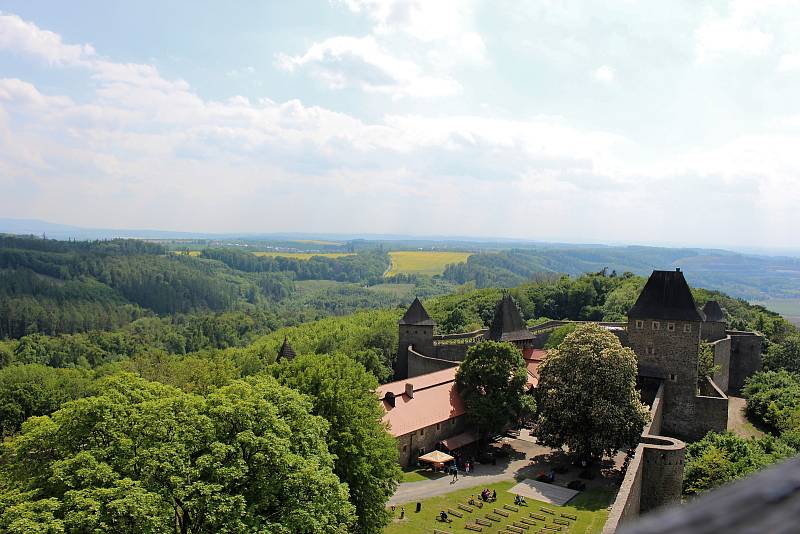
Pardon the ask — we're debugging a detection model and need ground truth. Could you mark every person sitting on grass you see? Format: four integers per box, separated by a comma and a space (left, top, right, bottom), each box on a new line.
439, 511, 450, 523
514, 494, 527, 505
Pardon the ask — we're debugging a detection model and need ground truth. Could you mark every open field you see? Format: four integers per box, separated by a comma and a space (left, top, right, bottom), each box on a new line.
368, 283, 416, 299
386, 251, 472, 277
252, 252, 354, 260
753, 298, 800, 326
384, 479, 613, 534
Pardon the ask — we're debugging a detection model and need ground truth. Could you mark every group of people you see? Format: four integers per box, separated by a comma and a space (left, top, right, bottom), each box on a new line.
479, 488, 497, 502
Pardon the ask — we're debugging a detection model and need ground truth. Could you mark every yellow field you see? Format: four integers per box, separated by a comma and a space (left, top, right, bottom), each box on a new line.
386, 251, 472, 277
173, 250, 202, 257
252, 252, 354, 260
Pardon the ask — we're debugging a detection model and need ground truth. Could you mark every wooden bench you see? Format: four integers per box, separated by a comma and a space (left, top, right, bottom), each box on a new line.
521, 518, 537, 526
505, 504, 520, 512
447, 508, 464, 518
561, 513, 577, 521
542, 526, 562, 532
465, 524, 483, 532
494, 508, 510, 517
513, 522, 530, 529
475, 518, 492, 527
433, 529, 449, 534
460, 503, 474, 512
486, 514, 502, 522
530, 513, 547, 521
540, 507, 556, 515
506, 526, 525, 534
474, 501, 484, 508
553, 518, 570, 526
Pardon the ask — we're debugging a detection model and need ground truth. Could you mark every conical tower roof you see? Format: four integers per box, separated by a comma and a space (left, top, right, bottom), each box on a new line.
277, 336, 296, 361
628, 269, 704, 322
702, 300, 726, 323
399, 297, 436, 326
489, 294, 534, 342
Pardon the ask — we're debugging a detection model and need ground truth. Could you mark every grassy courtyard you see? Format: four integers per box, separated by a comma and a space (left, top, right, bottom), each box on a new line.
384, 480, 614, 534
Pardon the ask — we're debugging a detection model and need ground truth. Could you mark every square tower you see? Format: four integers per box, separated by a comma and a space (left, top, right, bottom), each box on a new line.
396, 297, 436, 380
628, 269, 704, 438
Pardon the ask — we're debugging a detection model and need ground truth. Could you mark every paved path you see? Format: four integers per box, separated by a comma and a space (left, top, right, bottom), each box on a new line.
390, 439, 555, 505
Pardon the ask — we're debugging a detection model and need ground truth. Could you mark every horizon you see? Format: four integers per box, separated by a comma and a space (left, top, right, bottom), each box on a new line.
3, 2, 800, 248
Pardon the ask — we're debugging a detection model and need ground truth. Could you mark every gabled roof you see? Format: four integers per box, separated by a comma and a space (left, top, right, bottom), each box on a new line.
489, 294, 534, 342
377, 367, 463, 437
702, 300, 726, 323
277, 337, 296, 361
399, 297, 436, 326
628, 269, 704, 322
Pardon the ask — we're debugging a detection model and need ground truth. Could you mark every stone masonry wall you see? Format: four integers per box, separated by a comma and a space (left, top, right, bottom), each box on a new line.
701, 321, 727, 342
432, 344, 470, 362
395, 415, 467, 468
407, 347, 458, 378
628, 318, 701, 440
398, 324, 435, 379
728, 332, 763, 394
711, 337, 731, 394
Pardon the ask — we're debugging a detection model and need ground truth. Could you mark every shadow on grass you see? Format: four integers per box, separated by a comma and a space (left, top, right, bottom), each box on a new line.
402, 467, 448, 482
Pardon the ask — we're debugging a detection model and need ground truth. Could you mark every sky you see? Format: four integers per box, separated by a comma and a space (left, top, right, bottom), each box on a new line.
1, 0, 800, 248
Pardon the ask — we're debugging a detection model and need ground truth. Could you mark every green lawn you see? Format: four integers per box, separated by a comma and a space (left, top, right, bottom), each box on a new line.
401, 466, 449, 483
384, 480, 614, 534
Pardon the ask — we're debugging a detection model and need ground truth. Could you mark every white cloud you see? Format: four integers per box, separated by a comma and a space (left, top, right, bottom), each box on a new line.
593, 65, 615, 83
694, 2, 775, 62
0, 13, 95, 65
778, 52, 800, 72
276, 35, 460, 97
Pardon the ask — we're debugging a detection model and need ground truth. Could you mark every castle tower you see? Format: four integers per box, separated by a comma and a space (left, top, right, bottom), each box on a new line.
488, 293, 535, 348
396, 297, 436, 380
276, 336, 296, 362
701, 300, 727, 342
628, 269, 704, 439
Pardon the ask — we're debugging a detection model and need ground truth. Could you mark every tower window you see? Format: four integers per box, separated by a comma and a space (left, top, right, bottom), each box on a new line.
667, 323, 675, 332
683, 324, 692, 333
436, 423, 441, 431
652, 321, 661, 330
451, 418, 456, 425
402, 445, 407, 452
669, 373, 678, 382
420, 428, 424, 436
635, 320, 644, 329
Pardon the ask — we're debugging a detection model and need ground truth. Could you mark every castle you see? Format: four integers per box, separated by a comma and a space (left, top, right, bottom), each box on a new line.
381, 268, 763, 528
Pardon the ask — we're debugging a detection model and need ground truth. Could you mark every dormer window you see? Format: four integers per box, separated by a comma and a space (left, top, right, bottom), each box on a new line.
652, 321, 661, 330
635, 320, 644, 329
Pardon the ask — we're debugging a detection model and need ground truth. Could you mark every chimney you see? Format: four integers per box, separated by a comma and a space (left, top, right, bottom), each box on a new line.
405, 383, 414, 399
676, 267, 681, 272
384, 391, 396, 408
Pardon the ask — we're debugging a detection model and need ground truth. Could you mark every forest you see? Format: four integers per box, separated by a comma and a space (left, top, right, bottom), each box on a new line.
1, 235, 798, 532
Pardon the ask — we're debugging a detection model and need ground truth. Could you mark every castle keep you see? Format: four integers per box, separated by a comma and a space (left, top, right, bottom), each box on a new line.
383, 269, 763, 526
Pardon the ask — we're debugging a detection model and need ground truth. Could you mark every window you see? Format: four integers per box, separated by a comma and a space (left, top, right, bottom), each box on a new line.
635, 320, 644, 329
451, 418, 456, 425
652, 321, 661, 330
684, 324, 692, 333
402, 445, 407, 452
646, 346, 656, 356
436, 423, 441, 431
669, 373, 678, 382
667, 323, 675, 332
420, 428, 425, 436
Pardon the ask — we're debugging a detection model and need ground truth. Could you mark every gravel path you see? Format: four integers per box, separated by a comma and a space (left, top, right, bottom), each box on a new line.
727, 395, 764, 439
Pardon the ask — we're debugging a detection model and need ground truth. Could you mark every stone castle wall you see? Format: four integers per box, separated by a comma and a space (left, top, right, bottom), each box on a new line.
395, 415, 467, 468
407, 346, 458, 378
627, 318, 701, 440
604, 383, 685, 533
728, 332, 763, 394
701, 321, 727, 342
432, 344, 470, 363
710, 336, 732, 393
398, 324, 435, 379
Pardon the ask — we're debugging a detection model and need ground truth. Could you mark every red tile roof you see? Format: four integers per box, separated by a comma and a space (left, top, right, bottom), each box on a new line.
377, 367, 465, 437
377, 350, 548, 437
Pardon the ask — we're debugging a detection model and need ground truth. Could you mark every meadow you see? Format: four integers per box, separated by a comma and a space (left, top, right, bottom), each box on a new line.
386, 251, 472, 277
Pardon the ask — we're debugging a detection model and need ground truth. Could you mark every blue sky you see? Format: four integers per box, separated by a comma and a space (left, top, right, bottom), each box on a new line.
1, 1, 800, 247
